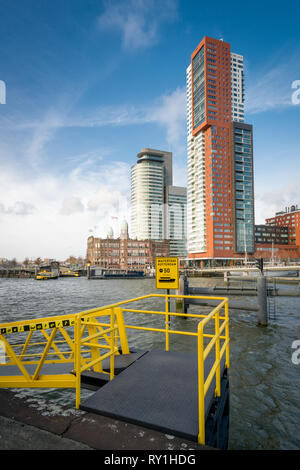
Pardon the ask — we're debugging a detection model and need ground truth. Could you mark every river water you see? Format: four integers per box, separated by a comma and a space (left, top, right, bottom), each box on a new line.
0, 276, 299, 450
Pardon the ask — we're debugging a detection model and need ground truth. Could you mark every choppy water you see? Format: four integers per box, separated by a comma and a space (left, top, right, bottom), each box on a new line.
0, 277, 299, 450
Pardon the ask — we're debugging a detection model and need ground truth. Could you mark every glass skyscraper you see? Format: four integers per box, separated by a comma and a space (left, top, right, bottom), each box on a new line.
232, 122, 255, 254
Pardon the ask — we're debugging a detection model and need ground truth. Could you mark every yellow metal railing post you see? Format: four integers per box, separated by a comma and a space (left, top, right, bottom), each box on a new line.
165, 295, 170, 352
110, 310, 115, 381
114, 307, 129, 354
197, 323, 205, 445
215, 309, 221, 397
225, 299, 230, 369
75, 316, 81, 409
87, 322, 102, 373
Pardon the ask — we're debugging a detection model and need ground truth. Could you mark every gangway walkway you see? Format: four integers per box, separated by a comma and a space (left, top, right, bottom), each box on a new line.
0, 294, 230, 448
81, 349, 226, 442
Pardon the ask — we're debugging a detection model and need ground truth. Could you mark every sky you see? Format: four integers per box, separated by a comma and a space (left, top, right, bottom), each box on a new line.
0, 0, 300, 261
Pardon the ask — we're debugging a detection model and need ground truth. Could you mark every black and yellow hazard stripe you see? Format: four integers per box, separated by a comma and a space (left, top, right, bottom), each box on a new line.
0, 318, 76, 335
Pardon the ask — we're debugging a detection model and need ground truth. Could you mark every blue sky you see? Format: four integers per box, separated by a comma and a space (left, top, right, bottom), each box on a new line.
0, 0, 300, 260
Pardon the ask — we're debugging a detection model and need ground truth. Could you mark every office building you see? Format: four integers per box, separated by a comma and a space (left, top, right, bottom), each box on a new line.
166, 185, 187, 258
130, 148, 172, 241
186, 36, 254, 265
130, 148, 187, 258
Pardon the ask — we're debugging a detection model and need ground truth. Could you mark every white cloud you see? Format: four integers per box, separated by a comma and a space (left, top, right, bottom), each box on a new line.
1, 87, 186, 143
65, 89, 187, 154
245, 46, 300, 114
60, 197, 85, 216
64, 105, 145, 128
0, 158, 131, 261
255, 180, 300, 224
0, 84, 187, 260
147, 87, 186, 145
98, 0, 178, 50
25, 109, 65, 169
0, 201, 36, 216
62, 87, 187, 164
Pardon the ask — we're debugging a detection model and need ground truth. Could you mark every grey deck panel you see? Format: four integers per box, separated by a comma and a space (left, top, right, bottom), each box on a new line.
101, 351, 148, 374
0, 351, 147, 379
80, 350, 225, 442
0, 362, 73, 376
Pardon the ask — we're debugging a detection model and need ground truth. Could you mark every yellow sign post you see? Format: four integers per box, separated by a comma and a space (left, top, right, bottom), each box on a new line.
155, 257, 179, 290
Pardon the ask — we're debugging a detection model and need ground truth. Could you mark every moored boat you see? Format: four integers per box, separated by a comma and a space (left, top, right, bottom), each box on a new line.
60, 270, 79, 277
35, 262, 59, 280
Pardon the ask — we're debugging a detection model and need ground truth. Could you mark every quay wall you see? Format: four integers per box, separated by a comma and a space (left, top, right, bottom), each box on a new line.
0, 389, 211, 451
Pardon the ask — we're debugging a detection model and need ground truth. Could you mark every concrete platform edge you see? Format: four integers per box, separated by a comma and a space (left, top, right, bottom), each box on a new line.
0, 389, 215, 451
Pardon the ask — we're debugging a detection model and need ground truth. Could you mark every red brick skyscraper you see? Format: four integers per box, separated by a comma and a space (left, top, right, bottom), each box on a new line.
187, 36, 254, 266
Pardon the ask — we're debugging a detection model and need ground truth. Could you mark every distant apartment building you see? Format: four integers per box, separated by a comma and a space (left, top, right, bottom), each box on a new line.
130, 148, 187, 258
255, 225, 289, 245
86, 220, 170, 272
266, 205, 300, 246
253, 205, 300, 260
186, 36, 255, 266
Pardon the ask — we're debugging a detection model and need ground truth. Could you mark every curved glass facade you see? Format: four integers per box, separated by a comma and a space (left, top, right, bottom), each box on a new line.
131, 155, 164, 241
131, 149, 187, 257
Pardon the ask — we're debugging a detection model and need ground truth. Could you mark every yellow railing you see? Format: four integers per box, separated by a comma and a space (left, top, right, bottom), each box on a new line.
0, 294, 229, 445
197, 298, 229, 444
74, 307, 120, 408
72, 293, 230, 444
0, 313, 77, 388
109, 294, 230, 445
0, 308, 119, 406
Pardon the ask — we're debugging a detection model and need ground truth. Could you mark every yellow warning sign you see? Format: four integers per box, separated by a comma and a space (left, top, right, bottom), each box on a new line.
155, 257, 179, 290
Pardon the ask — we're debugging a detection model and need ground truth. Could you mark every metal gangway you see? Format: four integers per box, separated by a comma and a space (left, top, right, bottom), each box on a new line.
0, 294, 230, 447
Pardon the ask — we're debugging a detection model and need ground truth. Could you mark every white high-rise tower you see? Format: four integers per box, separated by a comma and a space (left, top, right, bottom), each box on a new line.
131, 148, 187, 257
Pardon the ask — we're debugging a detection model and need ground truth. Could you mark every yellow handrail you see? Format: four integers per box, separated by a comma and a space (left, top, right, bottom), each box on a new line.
92, 293, 229, 445
0, 293, 229, 445
196, 298, 229, 444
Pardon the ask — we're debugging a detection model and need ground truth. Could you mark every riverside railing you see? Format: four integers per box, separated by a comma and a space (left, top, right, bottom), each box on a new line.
0, 294, 230, 445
